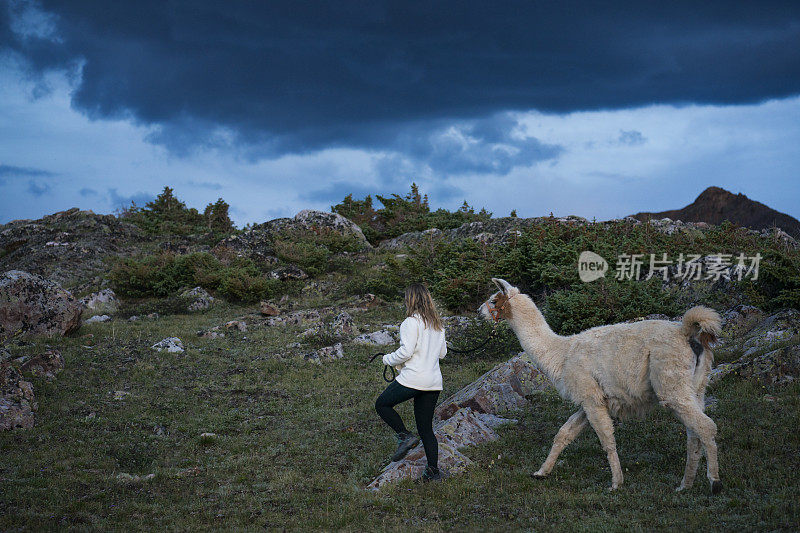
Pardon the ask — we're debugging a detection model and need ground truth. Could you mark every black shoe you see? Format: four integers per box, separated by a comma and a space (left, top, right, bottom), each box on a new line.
392, 432, 420, 462
418, 466, 443, 483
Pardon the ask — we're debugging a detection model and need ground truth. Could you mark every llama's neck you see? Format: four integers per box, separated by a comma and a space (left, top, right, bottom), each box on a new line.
507, 294, 565, 381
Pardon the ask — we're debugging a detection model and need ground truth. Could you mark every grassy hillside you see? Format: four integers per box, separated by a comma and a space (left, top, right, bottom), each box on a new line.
1, 293, 798, 531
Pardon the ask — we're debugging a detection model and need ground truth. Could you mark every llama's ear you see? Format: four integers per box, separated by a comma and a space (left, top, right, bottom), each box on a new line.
492, 278, 512, 294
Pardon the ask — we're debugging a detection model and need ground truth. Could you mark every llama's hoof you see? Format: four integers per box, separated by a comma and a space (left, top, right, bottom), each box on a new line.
531, 470, 548, 479
607, 485, 619, 492
675, 485, 686, 493
711, 480, 723, 495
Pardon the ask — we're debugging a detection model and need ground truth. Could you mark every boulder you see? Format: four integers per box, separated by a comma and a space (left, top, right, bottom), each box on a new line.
0, 361, 37, 430
181, 286, 215, 311
0, 270, 83, 341
367, 353, 551, 489
80, 288, 119, 316
84, 314, 111, 324
18, 349, 64, 380
353, 329, 398, 346
225, 320, 247, 332
151, 337, 184, 353
268, 265, 308, 281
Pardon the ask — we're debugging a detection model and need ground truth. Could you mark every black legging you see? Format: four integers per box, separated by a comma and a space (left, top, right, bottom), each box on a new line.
375, 381, 440, 470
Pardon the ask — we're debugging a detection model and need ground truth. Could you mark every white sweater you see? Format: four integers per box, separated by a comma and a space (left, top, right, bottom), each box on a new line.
382, 314, 447, 391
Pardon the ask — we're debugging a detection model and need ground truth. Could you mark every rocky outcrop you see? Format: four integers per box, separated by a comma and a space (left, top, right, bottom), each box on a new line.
711, 308, 800, 385
0, 208, 146, 286
213, 209, 370, 266
80, 288, 119, 316
367, 353, 551, 489
18, 349, 64, 380
0, 361, 37, 430
0, 270, 83, 341
181, 287, 215, 311
353, 329, 398, 346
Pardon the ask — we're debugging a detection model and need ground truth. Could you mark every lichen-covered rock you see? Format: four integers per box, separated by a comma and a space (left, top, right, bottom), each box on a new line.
0, 270, 83, 341
181, 286, 215, 311
367, 407, 511, 490
711, 344, 800, 386
367, 353, 550, 489
353, 329, 398, 346
80, 288, 119, 316
225, 320, 247, 332
0, 208, 148, 286
19, 349, 64, 380
84, 314, 111, 324
0, 361, 37, 430
331, 311, 357, 338
303, 343, 344, 364
435, 353, 552, 420
151, 337, 184, 353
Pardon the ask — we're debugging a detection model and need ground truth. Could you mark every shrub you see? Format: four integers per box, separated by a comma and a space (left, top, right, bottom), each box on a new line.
109, 252, 282, 303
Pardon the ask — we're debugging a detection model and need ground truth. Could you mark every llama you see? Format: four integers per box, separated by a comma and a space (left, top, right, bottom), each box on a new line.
480, 278, 723, 493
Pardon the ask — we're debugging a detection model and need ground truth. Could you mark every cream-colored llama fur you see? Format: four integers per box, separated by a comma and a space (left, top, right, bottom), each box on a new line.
480, 278, 723, 493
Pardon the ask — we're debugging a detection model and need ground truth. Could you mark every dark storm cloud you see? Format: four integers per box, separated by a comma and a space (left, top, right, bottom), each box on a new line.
3, 1, 800, 157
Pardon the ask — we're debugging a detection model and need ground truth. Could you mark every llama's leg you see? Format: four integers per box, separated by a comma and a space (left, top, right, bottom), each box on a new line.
670, 401, 721, 494
676, 429, 703, 492
583, 403, 624, 490
533, 409, 587, 478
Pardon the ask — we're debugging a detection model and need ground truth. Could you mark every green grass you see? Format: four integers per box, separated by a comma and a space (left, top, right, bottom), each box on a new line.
1, 297, 798, 531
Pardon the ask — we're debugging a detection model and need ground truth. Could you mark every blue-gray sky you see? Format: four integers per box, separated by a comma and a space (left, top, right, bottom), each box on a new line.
1, 0, 799, 225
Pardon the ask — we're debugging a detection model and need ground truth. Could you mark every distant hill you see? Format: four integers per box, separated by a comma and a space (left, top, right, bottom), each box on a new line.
631, 186, 800, 238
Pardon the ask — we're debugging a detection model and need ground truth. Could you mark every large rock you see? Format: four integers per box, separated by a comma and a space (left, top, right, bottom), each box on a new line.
152, 337, 184, 353
367, 353, 551, 489
18, 349, 64, 380
303, 343, 344, 364
0, 208, 146, 286
213, 210, 370, 266
0, 270, 83, 341
80, 288, 119, 316
181, 286, 215, 311
0, 361, 37, 430
353, 329, 398, 346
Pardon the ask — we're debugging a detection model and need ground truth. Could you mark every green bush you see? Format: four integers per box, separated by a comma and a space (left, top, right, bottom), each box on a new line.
109, 252, 282, 303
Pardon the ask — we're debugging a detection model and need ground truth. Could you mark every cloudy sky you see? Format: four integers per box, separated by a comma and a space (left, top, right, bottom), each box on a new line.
1, 1, 799, 226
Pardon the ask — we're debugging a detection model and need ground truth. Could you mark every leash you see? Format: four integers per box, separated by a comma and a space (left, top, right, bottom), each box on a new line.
446, 327, 499, 354
369, 352, 396, 383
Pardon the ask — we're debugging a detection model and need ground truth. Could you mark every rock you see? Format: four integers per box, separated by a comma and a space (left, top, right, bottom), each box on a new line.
293, 210, 370, 246
146, 312, 159, 320
367, 353, 550, 489
181, 286, 215, 311
435, 353, 552, 420
268, 264, 308, 281
80, 288, 119, 316
151, 337, 184, 353
353, 329, 398, 346
84, 314, 111, 324
331, 311, 357, 338
367, 407, 510, 490
0, 208, 145, 286
19, 349, 64, 380
303, 343, 344, 364
0, 361, 37, 430
198, 329, 225, 339
112, 390, 131, 400
0, 270, 83, 341
225, 320, 247, 332
260, 301, 279, 316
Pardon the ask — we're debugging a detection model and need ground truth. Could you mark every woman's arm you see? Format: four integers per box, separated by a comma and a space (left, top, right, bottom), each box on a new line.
438, 336, 447, 360
382, 318, 419, 366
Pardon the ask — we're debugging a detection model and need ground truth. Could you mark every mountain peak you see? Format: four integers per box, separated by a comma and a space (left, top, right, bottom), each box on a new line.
632, 186, 800, 238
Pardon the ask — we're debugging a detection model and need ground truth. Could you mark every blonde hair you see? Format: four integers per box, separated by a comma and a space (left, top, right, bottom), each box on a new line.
404, 283, 443, 331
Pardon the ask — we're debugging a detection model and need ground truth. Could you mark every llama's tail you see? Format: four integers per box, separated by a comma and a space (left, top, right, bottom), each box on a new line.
681, 306, 722, 395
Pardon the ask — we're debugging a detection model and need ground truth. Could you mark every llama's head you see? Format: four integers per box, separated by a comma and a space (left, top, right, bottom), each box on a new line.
479, 278, 520, 322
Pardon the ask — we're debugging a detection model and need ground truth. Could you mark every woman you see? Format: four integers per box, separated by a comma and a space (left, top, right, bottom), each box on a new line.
375, 283, 447, 483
